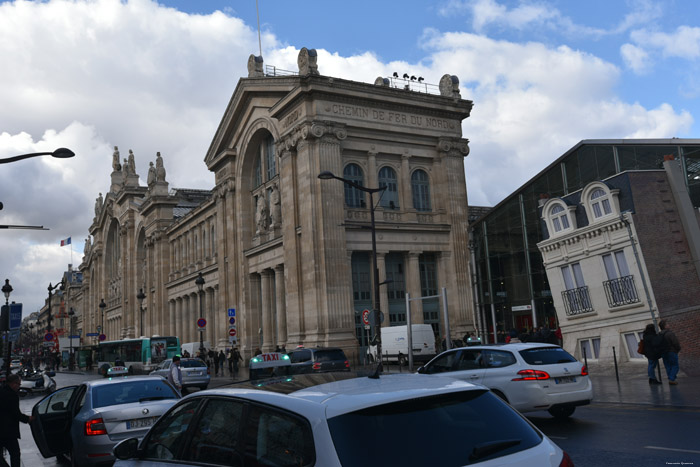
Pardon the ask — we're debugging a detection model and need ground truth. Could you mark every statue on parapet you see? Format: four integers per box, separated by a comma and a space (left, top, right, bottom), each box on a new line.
297, 48, 319, 76
247, 54, 264, 77
112, 146, 121, 172
155, 152, 166, 182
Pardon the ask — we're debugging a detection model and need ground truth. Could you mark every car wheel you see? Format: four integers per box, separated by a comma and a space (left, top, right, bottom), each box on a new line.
548, 405, 575, 419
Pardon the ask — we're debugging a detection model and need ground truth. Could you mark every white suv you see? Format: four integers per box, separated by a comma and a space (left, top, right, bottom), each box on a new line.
418, 343, 593, 418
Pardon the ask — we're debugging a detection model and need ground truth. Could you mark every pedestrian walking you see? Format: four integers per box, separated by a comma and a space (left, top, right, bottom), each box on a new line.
213, 351, 220, 376
658, 320, 682, 385
0, 374, 35, 467
218, 350, 226, 375
231, 347, 242, 377
641, 323, 662, 385
168, 355, 183, 394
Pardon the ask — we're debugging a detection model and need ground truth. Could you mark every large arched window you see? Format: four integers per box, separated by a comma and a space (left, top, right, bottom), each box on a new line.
253, 134, 275, 188
343, 163, 365, 207
378, 166, 399, 209
411, 169, 431, 211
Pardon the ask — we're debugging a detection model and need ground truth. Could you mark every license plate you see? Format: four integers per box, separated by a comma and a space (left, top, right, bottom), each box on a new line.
555, 376, 576, 384
191, 371, 202, 376
127, 417, 157, 429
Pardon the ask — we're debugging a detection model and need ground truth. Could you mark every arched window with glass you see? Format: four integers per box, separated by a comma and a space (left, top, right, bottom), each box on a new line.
411, 169, 431, 211
549, 204, 570, 232
378, 166, 399, 209
590, 188, 612, 219
343, 163, 365, 208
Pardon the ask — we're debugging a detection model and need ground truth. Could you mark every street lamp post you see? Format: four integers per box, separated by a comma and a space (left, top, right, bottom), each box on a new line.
137, 289, 146, 338
68, 308, 75, 370
0, 148, 75, 165
2, 279, 13, 376
29, 323, 35, 361
46, 280, 64, 368
195, 273, 205, 358
318, 171, 386, 373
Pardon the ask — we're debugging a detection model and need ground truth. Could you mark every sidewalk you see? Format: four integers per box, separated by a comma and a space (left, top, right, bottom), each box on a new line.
587, 362, 700, 409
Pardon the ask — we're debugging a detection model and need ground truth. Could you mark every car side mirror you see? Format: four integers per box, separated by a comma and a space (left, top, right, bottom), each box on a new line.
113, 437, 140, 460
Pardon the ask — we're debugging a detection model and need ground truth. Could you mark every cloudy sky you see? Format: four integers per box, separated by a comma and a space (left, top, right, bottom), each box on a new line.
1, 0, 698, 318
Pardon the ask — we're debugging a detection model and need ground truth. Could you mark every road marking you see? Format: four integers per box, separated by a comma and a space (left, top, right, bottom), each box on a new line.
645, 445, 700, 455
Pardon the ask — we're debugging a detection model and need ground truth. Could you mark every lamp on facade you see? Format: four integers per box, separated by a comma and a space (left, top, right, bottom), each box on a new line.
318, 171, 386, 373
2, 279, 12, 376
0, 148, 75, 164
46, 279, 64, 335
137, 288, 146, 338
68, 308, 75, 370
195, 273, 205, 358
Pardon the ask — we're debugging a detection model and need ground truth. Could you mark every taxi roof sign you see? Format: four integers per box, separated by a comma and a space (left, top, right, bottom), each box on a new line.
249, 352, 291, 370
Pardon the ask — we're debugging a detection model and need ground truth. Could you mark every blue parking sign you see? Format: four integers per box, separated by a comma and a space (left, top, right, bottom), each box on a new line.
228, 308, 236, 317
9, 303, 22, 330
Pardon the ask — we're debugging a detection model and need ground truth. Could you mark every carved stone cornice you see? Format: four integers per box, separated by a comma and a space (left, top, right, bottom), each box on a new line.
216, 179, 235, 199
539, 218, 626, 253
280, 121, 347, 152
437, 137, 470, 158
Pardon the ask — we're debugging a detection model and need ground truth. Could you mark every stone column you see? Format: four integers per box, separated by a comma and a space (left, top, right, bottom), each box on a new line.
274, 265, 287, 347
368, 149, 378, 191
247, 273, 262, 354
406, 251, 424, 324
261, 270, 274, 351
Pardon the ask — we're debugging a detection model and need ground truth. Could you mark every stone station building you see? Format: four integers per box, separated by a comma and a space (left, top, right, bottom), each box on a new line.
73, 50, 476, 362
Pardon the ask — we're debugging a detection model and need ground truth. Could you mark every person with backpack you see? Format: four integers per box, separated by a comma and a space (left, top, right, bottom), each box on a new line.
641, 323, 662, 385
658, 320, 681, 385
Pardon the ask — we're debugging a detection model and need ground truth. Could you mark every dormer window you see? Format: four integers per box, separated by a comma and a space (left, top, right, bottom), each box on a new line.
542, 199, 576, 238
581, 182, 620, 223
550, 205, 570, 232
590, 188, 612, 218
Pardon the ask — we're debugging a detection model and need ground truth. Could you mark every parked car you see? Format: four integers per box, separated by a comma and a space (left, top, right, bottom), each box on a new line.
29, 375, 181, 466
113, 372, 573, 466
150, 357, 210, 391
287, 347, 350, 374
10, 359, 21, 370
417, 342, 593, 418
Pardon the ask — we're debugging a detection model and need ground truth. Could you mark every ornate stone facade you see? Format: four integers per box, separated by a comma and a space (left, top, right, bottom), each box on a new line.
75, 51, 476, 362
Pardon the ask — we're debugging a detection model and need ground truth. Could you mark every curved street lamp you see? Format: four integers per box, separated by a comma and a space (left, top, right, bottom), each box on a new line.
68, 308, 75, 370
99, 298, 106, 338
318, 171, 387, 373
0, 148, 75, 164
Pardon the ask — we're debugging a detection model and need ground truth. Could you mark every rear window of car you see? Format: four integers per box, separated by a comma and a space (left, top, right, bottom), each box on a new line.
181, 359, 207, 368
93, 379, 179, 408
314, 350, 347, 362
519, 347, 577, 365
327, 390, 542, 465
290, 350, 312, 363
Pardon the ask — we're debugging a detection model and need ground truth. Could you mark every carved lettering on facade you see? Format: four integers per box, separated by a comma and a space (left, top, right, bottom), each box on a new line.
324, 103, 456, 131
282, 108, 302, 129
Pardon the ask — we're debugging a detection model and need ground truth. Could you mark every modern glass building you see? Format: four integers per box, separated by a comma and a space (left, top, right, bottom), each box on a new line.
469, 139, 700, 342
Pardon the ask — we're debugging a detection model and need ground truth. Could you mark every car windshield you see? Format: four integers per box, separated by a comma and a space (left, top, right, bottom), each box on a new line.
519, 347, 577, 365
181, 360, 206, 368
315, 350, 346, 362
327, 390, 542, 466
92, 380, 179, 408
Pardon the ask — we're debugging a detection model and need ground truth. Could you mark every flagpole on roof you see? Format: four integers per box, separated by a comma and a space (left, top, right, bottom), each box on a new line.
256, 0, 262, 57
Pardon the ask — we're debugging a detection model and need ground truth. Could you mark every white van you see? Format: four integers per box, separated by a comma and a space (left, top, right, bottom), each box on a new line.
368, 324, 436, 365
180, 341, 211, 357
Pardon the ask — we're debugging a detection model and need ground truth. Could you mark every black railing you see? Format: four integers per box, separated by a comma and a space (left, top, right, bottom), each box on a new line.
603, 275, 640, 307
561, 286, 594, 316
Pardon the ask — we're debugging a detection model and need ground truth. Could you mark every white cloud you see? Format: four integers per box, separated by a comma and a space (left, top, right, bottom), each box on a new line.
620, 43, 652, 74
630, 26, 700, 60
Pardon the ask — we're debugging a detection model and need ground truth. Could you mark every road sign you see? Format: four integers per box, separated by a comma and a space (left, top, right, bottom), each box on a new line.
229, 317, 236, 325
69, 335, 80, 339
86, 332, 99, 337
228, 308, 236, 317
362, 309, 370, 326
45, 333, 54, 342
197, 318, 207, 328
99, 334, 106, 341
228, 328, 237, 337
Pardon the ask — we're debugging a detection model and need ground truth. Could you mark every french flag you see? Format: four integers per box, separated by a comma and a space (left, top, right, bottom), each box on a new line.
60, 237, 71, 247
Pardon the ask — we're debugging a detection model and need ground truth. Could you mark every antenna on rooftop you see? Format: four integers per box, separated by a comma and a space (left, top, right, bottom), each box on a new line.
256, 0, 262, 57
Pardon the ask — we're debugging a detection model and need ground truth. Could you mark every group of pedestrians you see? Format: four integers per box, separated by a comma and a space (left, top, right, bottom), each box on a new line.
641, 319, 682, 385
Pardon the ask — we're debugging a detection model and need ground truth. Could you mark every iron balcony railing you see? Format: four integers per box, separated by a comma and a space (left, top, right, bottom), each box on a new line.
561, 286, 594, 316
603, 275, 640, 307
